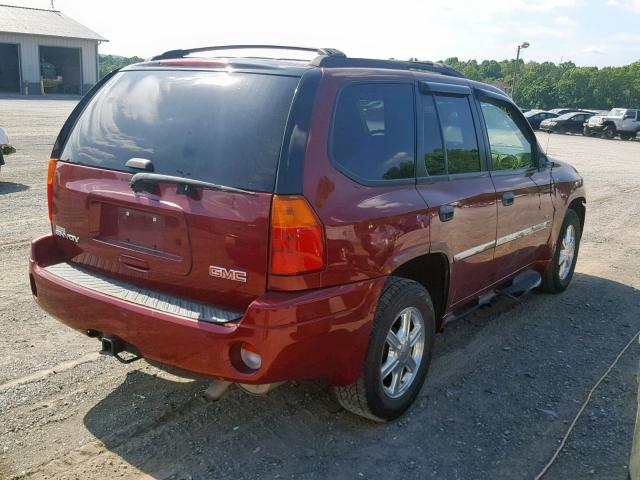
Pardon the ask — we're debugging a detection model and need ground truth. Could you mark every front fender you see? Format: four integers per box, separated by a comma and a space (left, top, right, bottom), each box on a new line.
550, 159, 586, 249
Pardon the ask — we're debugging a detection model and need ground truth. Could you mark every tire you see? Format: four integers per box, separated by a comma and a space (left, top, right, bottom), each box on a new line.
603, 125, 616, 139
541, 209, 582, 293
620, 133, 632, 141
333, 277, 435, 422
583, 127, 593, 137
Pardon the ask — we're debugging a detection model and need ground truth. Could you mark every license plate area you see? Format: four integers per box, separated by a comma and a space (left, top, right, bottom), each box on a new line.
114, 207, 166, 252
86, 199, 192, 275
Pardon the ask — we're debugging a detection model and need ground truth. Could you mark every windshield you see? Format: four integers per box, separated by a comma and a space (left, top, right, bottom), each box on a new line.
608, 108, 626, 117
555, 113, 576, 120
524, 111, 541, 118
60, 70, 300, 192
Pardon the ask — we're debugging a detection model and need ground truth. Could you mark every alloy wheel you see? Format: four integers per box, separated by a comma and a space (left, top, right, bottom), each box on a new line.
558, 224, 576, 281
380, 307, 425, 399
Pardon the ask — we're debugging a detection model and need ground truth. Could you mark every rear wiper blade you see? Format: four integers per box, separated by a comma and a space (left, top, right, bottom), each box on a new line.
130, 173, 255, 197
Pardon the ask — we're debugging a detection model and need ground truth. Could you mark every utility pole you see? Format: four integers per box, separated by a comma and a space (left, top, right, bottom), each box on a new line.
511, 42, 530, 101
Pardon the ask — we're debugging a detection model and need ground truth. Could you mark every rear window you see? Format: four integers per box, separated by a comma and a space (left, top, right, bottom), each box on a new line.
60, 70, 300, 192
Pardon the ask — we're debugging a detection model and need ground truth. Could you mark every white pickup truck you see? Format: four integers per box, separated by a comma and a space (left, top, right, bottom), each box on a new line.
583, 108, 640, 140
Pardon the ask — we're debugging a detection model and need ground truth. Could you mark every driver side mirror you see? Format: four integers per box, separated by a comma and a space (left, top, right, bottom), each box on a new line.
537, 150, 554, 169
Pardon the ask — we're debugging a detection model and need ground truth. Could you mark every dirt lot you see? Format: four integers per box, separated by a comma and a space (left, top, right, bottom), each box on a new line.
0, 98, 639, 480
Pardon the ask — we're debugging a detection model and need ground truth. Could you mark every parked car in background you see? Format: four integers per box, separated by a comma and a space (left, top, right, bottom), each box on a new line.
0, 127, 16, 174
29, 45, 586, 422
524, 110, 559, 130
549, 108, 591, 115
539, 112, 593, 134
583, 108, 640, 140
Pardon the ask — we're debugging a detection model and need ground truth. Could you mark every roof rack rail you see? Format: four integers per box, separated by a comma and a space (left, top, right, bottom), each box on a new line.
151, 45, 346, 61
150, 45, 463, 78
310, 56, 465, 78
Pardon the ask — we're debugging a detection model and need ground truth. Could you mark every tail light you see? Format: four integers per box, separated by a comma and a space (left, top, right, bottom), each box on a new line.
269, 195, 324, 275
47, 159, 57, 222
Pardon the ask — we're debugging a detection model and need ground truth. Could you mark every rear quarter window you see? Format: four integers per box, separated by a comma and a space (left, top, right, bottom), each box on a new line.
60, 70, 300, 192
330, 83, 416, 183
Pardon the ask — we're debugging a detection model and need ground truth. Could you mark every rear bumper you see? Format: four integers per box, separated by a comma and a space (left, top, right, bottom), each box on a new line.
29, 234, 385, 385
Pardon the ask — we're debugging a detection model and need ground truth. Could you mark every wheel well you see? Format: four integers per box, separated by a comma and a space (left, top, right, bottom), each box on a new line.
568, 197, 586, 233
391, 253, 449, 328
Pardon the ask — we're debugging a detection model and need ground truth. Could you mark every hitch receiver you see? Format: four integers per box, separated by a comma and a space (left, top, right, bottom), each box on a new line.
100, 335, 142, 364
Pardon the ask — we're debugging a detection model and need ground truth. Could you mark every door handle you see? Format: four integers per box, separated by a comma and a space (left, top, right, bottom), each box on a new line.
502, 192, 515, 206
439, 205, 454, 222
119, 254, 149, 272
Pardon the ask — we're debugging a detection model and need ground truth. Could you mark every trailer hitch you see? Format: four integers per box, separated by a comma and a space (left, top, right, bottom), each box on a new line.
99, 335, 142, 364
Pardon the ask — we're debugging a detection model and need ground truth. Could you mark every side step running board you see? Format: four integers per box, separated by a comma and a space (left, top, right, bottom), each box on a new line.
443, 269, 542, 328
496, 269, 542, 299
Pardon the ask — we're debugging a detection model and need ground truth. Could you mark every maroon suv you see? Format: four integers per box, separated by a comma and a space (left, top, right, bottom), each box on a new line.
29, 46, 586, 421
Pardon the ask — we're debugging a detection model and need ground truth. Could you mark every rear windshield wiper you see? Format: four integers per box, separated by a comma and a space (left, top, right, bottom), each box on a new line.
130, 173, 256, 197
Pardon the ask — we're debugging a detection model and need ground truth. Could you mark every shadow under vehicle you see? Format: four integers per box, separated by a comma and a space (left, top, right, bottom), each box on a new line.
80, 272, 639, 480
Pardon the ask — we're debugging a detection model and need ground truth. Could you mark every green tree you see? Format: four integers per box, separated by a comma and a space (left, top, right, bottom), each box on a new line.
428, 56, 640, 109
99, 54, 146, 78
480, 60, 502, 79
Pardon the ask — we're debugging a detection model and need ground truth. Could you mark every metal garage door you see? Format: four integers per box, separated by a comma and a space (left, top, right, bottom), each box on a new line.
0, 43, 21, 93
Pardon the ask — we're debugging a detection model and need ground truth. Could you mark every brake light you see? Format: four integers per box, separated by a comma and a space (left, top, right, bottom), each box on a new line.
47, 159, 57, 222
270, 195, 324, 275
159, 59, 230, 68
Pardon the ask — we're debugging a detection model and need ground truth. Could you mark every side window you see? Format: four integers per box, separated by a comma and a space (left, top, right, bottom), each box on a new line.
422, 95, 446, 176
480, 99, 534, 171
434, 95, 481, 174
331, 83, 415, 182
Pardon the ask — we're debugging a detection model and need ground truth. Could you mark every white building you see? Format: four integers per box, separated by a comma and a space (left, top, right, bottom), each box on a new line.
0, 4, 107, 95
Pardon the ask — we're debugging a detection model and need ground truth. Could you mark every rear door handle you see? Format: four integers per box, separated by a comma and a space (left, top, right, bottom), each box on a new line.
439, 205, 454, 222
119, 254, 150, 272
502, 192, 515, 206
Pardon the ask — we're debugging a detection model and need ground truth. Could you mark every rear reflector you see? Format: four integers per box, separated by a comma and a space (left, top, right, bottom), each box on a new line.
269, 195, 324, 275
240, 343, 262, 370
47, 159, 57, 222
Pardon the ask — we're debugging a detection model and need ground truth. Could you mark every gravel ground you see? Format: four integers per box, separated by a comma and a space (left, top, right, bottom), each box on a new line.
0, 98, 639, 480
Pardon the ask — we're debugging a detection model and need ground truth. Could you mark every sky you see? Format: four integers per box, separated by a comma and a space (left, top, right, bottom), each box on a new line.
7, 0, 640, 67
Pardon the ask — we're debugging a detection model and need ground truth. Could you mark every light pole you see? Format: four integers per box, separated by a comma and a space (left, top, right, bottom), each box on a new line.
511, 42, 530, 101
